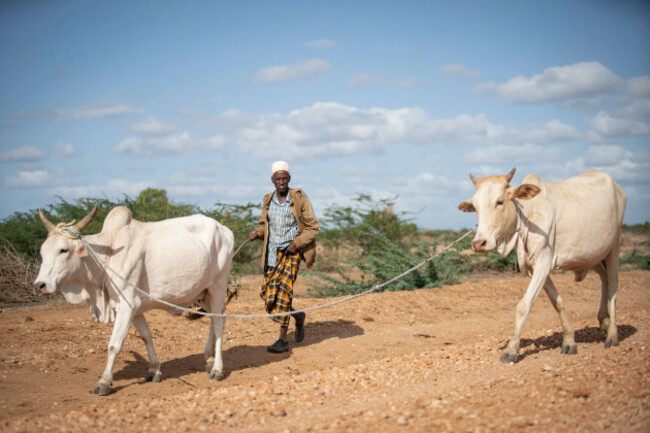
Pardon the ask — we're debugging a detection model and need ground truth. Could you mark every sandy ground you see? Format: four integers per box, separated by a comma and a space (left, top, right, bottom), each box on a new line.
0, 270, 648, 432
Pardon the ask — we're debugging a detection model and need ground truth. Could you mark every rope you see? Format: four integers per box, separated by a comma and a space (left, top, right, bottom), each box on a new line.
50, 224, 81, 239
75, 227, 476, 319
232, 237, 252, 258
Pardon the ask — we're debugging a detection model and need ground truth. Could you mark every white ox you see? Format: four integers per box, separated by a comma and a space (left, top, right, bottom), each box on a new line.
458, 168, 626, 363
34, 205, 234, 395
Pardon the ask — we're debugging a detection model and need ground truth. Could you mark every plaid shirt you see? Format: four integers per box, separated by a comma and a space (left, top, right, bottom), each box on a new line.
266, 192, 300, 268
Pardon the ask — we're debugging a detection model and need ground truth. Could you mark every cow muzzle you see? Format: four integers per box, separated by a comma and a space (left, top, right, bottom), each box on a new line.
472, 238, 488, 253
33, 281, 54, 296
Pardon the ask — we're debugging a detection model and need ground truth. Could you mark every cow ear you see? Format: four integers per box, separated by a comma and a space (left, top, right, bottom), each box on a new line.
513, 184, 540, 200
76, 243, 88, 257
458, 200, 476, 213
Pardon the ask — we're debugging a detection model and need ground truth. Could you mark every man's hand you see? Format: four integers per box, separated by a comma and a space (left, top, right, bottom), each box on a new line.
285, 242, 298, 254
249, 230, 260, 241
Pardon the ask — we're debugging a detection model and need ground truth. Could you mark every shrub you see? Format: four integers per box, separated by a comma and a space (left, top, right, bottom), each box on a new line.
622, 222, 650, 234
0, 191, 262, 306
201, 201, 261, 275
620, 249, 650, 270
0, 238, 45, 305
306, 194, 476, 298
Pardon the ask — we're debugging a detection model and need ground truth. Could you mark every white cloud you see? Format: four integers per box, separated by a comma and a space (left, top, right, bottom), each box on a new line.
564, 147, 650, 185
252, 58, 331, 83
305, 39, 336, 48
562, 93, 650, 119
113, 132, 227, 157
396, 172, 472, 196
589, 112, 650, 137
468, 144, 563, 165
12, 100, 142, 121
437, 64, 481, 78
617, 98, 650, 119
3, 169, 50, 188
198, 135, 228, 149
3, 168, 153, 199
218, 102, 580, 160
52, 143, 79, 157
584, 144, 630, 166
128, 116, 178, 136
48, 178, 156, 200
162, 165, 266, 202
207, 109, 260, 129
498, 119, 581, 144
0, 145, 45, 162
627, 75, 650, 97
2, 166, 84, 189
475, 61, 624, 103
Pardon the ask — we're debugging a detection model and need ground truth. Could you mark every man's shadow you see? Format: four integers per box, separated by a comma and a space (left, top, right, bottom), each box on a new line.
113, 319, 364, 387
508, 324, 637, 362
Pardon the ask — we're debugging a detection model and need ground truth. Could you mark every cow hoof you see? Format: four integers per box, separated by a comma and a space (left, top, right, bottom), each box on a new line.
92, 382, 111, 396
605, 338, 619, 349
146, 371, 162, 383
209, 371, 224, 381
561, 343, 577, 355
205, 363, 213, 373
500, 351, 518, 364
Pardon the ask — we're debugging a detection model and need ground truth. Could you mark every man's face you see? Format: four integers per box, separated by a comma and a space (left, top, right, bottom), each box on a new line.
272, 171, 290, 194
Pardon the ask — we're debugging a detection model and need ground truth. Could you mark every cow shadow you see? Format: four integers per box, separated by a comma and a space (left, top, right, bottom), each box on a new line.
112, 319, 364, 387
509, 324, 637, 362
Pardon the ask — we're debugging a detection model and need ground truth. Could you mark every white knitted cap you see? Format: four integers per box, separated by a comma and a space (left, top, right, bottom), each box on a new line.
271, 160, 290, 175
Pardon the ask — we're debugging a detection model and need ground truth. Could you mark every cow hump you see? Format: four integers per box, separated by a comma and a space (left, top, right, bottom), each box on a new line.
102, 207, 133, 233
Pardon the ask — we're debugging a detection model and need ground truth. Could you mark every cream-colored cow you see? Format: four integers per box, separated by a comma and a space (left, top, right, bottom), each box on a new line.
459, 168, 626, 363
34, 205, 234, 395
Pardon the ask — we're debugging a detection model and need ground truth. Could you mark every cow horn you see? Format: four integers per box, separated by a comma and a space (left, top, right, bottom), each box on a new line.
505, 167, 516, 183
74, 204, 98, 232
469, 173, 478, 185
38, 209, 55, 233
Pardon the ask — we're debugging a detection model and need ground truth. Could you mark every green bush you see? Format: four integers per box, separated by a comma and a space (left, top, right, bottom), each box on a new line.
0, 189, 260, 277
620, 249, 650, 270
201, 201, 261, 275
481, 251, 518, 272
319, 194, 418, 249
306, 194, 476, 298
622, 222, 650, 234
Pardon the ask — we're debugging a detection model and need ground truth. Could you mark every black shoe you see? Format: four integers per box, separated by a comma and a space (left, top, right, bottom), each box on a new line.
267, 339, 289, 353
185, 308, 206, 321
294, 312, 306, 342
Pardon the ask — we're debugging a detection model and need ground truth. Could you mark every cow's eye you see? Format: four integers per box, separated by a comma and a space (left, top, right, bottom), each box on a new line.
496, 200, 504, 206
59, 248, 69, 254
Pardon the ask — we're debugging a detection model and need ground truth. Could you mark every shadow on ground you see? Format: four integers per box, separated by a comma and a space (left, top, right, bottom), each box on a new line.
111, 319, 364, 391
514, 324, 637, 361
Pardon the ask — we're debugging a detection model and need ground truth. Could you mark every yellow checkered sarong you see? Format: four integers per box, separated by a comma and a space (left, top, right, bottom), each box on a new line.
260, 250, 301, 327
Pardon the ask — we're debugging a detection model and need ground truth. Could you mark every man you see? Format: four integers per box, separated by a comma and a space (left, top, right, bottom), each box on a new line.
249, 161, 319, 353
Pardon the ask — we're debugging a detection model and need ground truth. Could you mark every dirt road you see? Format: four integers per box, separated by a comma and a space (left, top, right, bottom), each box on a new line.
1, 270, 648, 432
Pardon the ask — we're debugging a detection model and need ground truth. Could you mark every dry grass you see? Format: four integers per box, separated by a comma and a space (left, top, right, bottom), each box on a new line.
0, 238, 43, 306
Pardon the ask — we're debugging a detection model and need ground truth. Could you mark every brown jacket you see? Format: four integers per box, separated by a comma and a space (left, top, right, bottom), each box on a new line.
255, 188, 319, 269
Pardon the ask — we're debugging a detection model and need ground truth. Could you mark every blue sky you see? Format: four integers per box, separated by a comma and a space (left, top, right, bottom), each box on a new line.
1, 0, 649, 230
